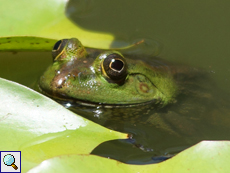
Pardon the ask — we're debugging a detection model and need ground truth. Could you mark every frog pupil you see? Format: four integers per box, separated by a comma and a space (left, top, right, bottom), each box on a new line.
53, 40, 62, 51
111, 59, 124, 71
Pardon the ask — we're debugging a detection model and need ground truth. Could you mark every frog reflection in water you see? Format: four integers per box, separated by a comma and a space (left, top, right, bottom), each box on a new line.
39, 38, 230, 164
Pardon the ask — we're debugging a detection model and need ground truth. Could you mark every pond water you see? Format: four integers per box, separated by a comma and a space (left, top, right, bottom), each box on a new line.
1, 0, 230, 164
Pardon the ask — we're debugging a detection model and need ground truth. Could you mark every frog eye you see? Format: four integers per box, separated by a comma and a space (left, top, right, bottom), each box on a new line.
102, 53, 127, 81
52, 39, 68, 61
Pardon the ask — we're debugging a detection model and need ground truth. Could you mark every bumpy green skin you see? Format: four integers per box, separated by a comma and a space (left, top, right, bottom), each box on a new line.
39, 38, 178, 106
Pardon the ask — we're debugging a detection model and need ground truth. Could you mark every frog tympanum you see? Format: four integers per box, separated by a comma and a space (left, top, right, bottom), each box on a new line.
39, 38, 230, 164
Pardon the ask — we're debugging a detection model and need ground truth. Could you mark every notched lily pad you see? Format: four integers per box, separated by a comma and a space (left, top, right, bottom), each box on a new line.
28, 154, 132, 173
163, 140, 230, 172
0, 78, 127, 172
28, 141, 230, 173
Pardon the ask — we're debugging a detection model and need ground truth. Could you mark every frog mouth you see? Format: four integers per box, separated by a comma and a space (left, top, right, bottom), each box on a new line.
58, 97, 160, 108
38, 85, 161, 108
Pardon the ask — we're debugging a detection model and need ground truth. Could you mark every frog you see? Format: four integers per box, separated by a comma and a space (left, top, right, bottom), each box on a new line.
39, 38, 230, 164
39, 38, 178, 107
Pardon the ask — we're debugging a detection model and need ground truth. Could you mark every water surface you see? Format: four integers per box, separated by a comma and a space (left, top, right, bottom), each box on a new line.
1, 0, 230, 164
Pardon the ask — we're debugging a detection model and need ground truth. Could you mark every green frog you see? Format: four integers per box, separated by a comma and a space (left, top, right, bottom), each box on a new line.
39, 38, 230, 164
39, 38, 177, 106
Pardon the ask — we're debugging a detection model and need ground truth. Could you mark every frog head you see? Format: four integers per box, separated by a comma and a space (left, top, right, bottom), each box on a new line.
39, 38, 177, 106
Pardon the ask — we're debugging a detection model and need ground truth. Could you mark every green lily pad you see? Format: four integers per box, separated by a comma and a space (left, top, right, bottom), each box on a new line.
0, 37, 57, 51
0, 0, 123, 51
28, 141, 230, 172
0, 78, 126, 172
159, 140, 230, 172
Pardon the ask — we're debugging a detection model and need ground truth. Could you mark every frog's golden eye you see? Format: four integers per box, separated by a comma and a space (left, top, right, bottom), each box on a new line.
102, 53, 127, 81
52, 39, 68, 61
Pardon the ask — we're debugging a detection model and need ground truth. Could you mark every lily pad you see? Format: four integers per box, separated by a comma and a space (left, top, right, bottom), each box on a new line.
0, 0, 122, 51
0, 37, 57, 51
28, 141, 230, 172
0, 78, 126, 172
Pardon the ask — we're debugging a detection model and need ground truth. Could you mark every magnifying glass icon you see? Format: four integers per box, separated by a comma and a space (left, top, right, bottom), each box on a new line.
3, 154, 18, 170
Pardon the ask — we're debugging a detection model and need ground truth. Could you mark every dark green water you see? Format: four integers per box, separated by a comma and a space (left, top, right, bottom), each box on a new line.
66, 0, 230, 92
1, 0, 230, 164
